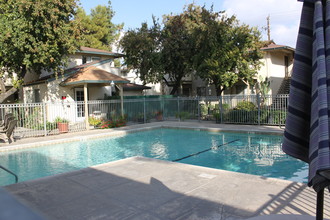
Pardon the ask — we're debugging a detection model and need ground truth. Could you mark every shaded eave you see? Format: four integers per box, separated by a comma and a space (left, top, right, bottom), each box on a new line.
23, 79, 47, 87
77, 50, 124, 58
122, 83, 151, 91
77, 46, 124, 58
261, 45, 295, 52
61, 80, 129, 86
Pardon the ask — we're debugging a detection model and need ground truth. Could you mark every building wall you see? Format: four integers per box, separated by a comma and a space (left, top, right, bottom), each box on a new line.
67, 54, 84, 68
88, 85, 113, 100
23, 78, 75, 103
68, 53, 115, 69
40, 53, 115, 78
124, 69, 162, 95
258, 50, 294, 95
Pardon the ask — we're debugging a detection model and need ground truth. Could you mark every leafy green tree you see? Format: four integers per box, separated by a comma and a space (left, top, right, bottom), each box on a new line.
120, 20, 162, 84
160, 11, 197, 95
256, 76, 271, 106
120, 4, 262, 96
0, 0, 82, 103
193, 9, 263, 96
76, 2, 123, 50
120, 5, 200, 95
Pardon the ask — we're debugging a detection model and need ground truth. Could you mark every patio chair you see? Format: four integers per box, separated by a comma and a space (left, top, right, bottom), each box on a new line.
0, 113, 13, 128
0, 120, 17, 144
1, 116, 14, 131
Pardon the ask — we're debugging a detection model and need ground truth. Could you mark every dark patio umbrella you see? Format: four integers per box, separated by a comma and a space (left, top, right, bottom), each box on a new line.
282, 0, 330, 219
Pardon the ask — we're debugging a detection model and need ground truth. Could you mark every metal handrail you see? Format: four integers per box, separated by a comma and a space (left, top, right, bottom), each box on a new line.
0, 165, 18, 183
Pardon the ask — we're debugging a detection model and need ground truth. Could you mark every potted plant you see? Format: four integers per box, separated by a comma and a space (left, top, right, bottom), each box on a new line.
55, 117, 69, 133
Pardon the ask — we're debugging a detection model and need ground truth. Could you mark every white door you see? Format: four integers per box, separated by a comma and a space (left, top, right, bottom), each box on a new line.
75, 88, 85, 121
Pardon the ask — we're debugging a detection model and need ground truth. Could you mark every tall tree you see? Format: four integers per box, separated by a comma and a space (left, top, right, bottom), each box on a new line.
120, 4, 262, 96
0, 0, 82, 103
120, 20, 161, 83
76, 2, 123, 50
193, 9, 263, 96
160, 11, 196, 95
120, 4, 201, 95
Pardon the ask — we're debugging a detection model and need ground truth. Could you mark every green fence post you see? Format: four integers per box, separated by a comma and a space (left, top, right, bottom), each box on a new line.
143, 97, 146, 124
198, 96, 200, 122
219, 95, 223, 124
257, 93, 261, 126
177, 96, 180, 122
162, 96, 165, 121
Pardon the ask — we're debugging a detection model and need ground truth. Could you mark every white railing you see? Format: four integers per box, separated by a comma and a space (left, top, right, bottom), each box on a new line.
0, 94, 289, 139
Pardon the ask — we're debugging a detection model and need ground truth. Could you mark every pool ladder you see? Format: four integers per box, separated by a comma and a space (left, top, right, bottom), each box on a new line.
0, 165, 18, 183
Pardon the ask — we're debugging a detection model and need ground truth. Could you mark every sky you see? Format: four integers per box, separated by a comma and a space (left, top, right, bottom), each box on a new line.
79, 0, 302, 48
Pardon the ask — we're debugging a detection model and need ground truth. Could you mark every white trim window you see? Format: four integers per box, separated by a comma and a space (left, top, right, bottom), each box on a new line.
82, 56, 101, 64
75, 88, 85, 119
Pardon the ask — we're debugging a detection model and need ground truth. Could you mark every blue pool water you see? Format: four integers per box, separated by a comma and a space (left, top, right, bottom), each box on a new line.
0, 128, 308, 186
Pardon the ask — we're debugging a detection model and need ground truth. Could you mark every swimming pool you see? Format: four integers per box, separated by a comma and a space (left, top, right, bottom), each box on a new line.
0, 128, 308, 186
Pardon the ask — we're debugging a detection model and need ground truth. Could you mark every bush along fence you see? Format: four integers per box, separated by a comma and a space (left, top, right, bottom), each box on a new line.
0, 94, 288, 138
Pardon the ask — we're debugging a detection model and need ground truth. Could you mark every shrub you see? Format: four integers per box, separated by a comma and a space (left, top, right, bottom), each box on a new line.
175, 112, 190, 121
270, 110, 287, 125
213, 112, 221, 123
235, 101, 256, 111
259, 110, 270, 124
225, 109, 258, 124
200, 103, 225, 116
100, 117, 126, 129
214, 103, 230, 111
32, 121, 57, 130
88, 117, 102, 127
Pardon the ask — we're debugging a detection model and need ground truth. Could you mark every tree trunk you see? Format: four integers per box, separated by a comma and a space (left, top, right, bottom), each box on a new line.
162, 76, 170, 86
241, 79, 250, 95
0, 87, 18, 103
170, 77, 182, 95
0, 66, 26, 103
170, 86, 179, 95
215, 86, 222, 97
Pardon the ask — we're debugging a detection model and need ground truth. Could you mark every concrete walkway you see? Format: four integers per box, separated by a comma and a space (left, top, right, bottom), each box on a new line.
4, 156, 329, 220
1, 122, 328, 219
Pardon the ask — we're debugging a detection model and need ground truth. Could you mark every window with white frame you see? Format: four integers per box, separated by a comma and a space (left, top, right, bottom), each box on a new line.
82, 56, 101, 64
24, 89, 33, 103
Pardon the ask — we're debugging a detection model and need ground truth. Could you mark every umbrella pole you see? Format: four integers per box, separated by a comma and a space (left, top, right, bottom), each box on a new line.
316, 189, 324, 220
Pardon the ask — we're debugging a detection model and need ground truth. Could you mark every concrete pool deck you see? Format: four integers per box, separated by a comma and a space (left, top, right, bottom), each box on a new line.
1, 122, 329, 219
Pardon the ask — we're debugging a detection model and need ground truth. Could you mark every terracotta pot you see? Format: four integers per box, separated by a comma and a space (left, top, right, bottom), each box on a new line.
58, 122, 69, 133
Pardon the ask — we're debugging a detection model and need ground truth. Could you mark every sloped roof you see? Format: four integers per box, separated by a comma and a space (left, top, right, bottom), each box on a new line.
122, 83, 151, 91
260, 43, 295, 52
24, 59, 115, 86
60, 66, 129, 86
78, 46, 124, 58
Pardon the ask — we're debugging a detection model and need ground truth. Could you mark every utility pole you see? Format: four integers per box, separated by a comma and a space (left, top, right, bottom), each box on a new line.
267, 15, 271, 41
